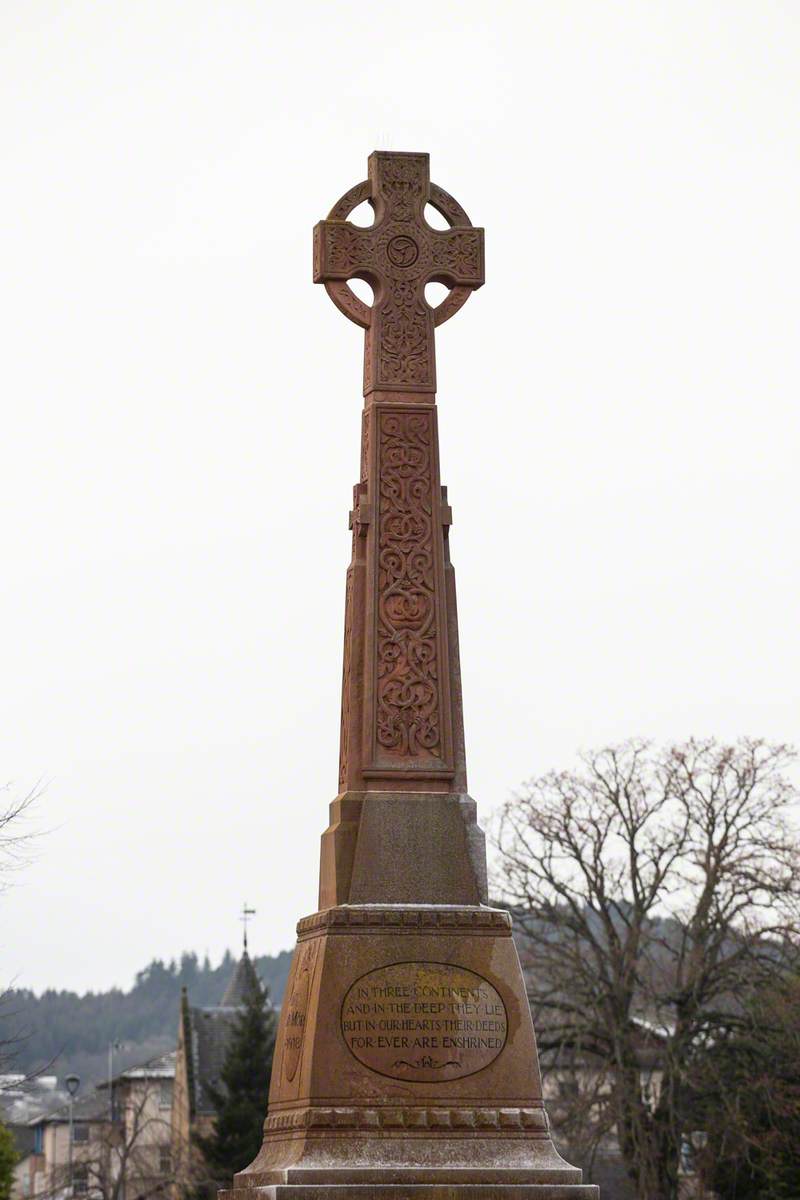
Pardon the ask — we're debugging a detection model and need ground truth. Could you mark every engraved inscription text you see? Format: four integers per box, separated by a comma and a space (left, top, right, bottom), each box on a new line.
340, 961, 507, 1082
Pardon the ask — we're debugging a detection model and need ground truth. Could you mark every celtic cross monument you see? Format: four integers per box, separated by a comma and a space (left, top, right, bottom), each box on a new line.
225, 152, 597, 1200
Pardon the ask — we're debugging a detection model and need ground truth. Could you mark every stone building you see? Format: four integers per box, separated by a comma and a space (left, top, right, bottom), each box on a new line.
19, 1052, 175, 1200
104, 1050, 176, 1198
9, 946, 269, 1200
170, 950, 264, 1196
1, 1074, 64, 1200
24, 1088, 110, 1200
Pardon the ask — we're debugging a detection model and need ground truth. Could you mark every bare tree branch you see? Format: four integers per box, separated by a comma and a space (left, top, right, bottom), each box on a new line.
492, 738, 800, 1200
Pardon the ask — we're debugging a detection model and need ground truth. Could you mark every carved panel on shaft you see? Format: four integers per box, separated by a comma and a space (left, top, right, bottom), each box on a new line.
375, 410, 441, 761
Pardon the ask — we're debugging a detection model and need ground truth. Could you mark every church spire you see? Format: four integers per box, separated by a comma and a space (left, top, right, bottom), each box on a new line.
219, 904, 262, 1006
220, 952, 261, 1006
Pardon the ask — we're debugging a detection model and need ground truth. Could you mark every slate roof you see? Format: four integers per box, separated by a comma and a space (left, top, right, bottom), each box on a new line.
29, 1088, 109, 1126
117, 1049, 176, 1082
99, 1049, 177, 1091
188, 1006, 240, 1113
219, 950, 262, 1007
183, 951, 269, 1115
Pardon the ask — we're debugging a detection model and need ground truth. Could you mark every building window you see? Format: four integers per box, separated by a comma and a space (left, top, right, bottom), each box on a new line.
73, 1126, 89, 1144
34, 1127, 43, 1154
158, 1148, 172, 1176
159, 1080, 172, 1109
73, 1164, 89, 1195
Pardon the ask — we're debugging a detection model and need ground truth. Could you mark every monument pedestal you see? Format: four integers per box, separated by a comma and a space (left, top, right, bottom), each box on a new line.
226, 895, 596, 1198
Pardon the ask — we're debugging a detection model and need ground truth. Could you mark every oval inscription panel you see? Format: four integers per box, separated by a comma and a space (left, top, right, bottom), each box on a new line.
340, 961, 507, 1082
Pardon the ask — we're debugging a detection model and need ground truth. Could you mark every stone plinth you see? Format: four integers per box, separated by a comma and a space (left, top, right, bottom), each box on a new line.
226, 905, 596, 1198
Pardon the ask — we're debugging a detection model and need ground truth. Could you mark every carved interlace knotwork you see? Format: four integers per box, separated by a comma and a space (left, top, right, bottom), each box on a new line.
430, 229, 483, 278
375, 411, 440, 758
314, 152, 484, 393
378, 281, 432, 388
324, 224, 374, 274
377, 152, 426, 221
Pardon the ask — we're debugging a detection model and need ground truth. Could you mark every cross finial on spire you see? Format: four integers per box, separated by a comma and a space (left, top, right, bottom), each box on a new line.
240, 902, 256, 951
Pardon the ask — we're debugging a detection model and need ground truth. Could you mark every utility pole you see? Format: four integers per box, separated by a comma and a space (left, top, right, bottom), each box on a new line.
107, 1041, 123, 1120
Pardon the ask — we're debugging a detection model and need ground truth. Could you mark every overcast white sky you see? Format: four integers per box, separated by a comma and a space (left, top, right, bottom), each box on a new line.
1, 1, 798, 995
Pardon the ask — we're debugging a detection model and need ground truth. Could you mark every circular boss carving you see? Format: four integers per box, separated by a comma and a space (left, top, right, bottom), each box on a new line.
386, 234, 419, 268
323, 179, 475, 329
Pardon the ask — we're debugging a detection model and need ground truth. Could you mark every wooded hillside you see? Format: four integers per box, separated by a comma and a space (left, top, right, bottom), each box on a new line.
4, 950, 291, 1088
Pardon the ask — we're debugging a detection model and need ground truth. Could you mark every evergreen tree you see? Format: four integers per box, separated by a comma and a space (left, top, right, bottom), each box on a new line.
195, 978, 276, 1187
0, 1121, 18, 1200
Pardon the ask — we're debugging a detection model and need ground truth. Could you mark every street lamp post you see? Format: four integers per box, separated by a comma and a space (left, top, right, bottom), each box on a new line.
65, 1074, 80, 1197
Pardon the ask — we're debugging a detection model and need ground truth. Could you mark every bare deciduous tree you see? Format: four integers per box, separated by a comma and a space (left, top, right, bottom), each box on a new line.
0, 782, 41, 892
86, 1083, 172, 1200
494, 738, 800, 1200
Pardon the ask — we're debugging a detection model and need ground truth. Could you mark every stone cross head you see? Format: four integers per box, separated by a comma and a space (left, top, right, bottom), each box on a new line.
313, 152, 484, 395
